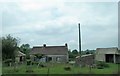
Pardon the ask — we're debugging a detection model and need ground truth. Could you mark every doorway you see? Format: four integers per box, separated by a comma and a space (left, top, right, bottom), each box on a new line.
105, 54, 114, 63
20, 56, 23, 62
47, 57, 52, 62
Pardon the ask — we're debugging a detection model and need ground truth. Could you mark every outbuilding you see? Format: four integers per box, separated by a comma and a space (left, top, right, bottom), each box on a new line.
75, 54, 95, 66
95, 47, 120, 63
15, 51, 26, 63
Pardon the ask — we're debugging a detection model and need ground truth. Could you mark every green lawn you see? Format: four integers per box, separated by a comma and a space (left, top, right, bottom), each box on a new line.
2, 63, 119, 74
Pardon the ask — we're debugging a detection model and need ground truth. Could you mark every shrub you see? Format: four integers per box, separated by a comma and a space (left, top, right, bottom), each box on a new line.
96, 61, 109, 69
14, 69, 19, 72
31, 61, 39, 65
64, 66, 71, 71
26, 55, 30, 59
3, 59, 12, 66
27, 60, 31, 65
26, 69, 33, 73
97, 65, 104, 69
37, 63, 46, 68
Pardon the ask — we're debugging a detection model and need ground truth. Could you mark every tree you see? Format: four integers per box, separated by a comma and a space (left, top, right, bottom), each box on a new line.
85, 49, 95, 54
2, 34, 20, 61
86, 49, 90, 54
20, 44, 30, 55
35, 54, 45, 59
72, 49, 78, 55
68, 49, 74, 61
68, 49, 79, 61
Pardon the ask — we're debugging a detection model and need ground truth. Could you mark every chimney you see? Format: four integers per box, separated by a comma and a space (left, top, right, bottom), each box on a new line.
43, 44, 46, 47
65, 43, 67, 47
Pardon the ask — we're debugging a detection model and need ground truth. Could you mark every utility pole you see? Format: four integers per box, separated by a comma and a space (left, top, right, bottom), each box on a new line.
78, 23, 81, 56
78, 23, 82, 67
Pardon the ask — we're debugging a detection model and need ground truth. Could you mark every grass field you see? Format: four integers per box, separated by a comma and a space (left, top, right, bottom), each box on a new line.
2, 63, 119, 74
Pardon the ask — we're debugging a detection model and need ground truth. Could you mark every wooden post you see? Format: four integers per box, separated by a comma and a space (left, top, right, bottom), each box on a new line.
78, 23, 82, 67
47, 68, 49, 76
78, 23, 81, 56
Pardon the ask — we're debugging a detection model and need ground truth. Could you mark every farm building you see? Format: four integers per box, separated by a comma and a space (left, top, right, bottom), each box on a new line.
15, 51, 26, 63
29, 43, 69, 63
75, 54, 95, 66
95, 47, 120, 63
75, 47, 120, 66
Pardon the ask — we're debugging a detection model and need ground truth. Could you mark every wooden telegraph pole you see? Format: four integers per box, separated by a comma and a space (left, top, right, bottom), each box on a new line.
78, 23, 82, 67
78, 23, 81, 56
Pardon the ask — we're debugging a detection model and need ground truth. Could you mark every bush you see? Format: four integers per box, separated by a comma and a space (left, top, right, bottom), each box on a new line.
14, 69, 19, 72
26, 60, 31, 65
96, 61, 109, 69
26, 55, 30, 59
3, 59, 12, 66
64, 66, 71, 71
37, 63, 47, 68
31, 61, 39, 65
97, 65, 104, 69
26, 69, 33, 73
40, 64, 46, 67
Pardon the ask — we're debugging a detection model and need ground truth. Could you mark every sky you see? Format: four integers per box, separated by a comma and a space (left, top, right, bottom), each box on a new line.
1, 0, 118, 51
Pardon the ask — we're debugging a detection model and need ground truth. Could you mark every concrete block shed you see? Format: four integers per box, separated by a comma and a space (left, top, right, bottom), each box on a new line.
95, 47, 120, 63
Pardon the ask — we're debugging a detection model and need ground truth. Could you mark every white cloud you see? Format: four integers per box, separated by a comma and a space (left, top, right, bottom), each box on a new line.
2, 2, 118, 50
0, 0, 119, 3
29, 39, 34, 42
16, 0, 64, 12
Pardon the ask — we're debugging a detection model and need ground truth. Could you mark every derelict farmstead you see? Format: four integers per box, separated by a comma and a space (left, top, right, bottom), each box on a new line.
95, 47, 120, 64
29, 43, 69, 63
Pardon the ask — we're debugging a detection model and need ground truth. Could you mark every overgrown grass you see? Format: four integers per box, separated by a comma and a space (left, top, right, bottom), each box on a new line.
2, 63, 119, 74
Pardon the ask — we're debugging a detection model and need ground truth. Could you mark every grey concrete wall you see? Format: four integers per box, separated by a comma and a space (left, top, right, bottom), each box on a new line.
75, 55, 94, 66
47, 55, 68, 63
95, 54, 105, 62
116, 54, 120, 63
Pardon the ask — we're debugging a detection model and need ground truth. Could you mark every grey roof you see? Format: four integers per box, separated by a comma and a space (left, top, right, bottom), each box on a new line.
81, 54, 93, 57
15, 51, 26, 57
96, 47, 119, 54
76, 54, 93, 58
29, 45, 68, 55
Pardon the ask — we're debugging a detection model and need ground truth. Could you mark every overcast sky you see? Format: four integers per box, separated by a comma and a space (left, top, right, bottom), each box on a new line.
1, 0, 118, 51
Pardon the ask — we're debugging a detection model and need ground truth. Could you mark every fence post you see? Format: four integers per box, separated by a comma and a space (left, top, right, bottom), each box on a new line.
47, 68, 49, 76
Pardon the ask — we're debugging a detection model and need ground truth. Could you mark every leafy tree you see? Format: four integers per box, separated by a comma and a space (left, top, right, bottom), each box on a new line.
86, 49, 90, 54
20, 44, 30, 55
2, 34, 20, 61
68, 50, 74, 60
86, 49, 95, 54
72, 49, 78, 55
81, 51, 86, 55
35, 54, 44, 59
68, 49, 79, 61
80, 49, 95, 55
